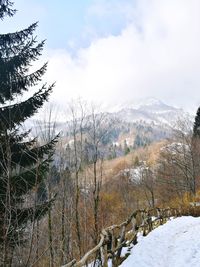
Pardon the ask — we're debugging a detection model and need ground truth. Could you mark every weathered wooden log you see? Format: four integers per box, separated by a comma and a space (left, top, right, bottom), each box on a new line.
61, 207, 184, 267
61, 233, 105, 267
147, 212, 153, 233
116, 225, 126, 258
62, 259, 76, 267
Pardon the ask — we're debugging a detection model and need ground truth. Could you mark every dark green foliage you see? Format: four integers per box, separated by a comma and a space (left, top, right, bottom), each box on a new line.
0, 1, 57, 263
133, 134, 150, 148
124, 140, 130, 155
193, 107, 200, 137
107, 144, 117, 160
0, 85, 54, 130
0, 0, 16, 19
133, 156, 140, 167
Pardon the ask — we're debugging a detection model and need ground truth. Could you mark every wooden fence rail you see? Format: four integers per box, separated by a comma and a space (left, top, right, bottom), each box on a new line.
61, 207, 180, 267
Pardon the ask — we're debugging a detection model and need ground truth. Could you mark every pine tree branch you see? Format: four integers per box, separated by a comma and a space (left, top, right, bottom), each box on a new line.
0, 22, 37, 46
0, 83, 54, 130
0, 39, 45, 76
11, 134, 59, 168
10, 159, 50, 196
0, 0, 16, 19
0, 63, 47, 103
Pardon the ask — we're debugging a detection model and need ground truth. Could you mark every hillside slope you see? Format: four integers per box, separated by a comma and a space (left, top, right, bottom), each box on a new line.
120, 216, 200, 267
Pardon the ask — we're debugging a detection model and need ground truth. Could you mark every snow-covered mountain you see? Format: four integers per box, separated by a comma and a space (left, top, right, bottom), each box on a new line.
25, 98, 192, 148
113, 98, 186, 126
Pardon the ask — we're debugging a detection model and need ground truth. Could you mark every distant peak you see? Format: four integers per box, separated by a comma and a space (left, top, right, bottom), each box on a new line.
119, 97, 168, 110
112, 98, 181, 114
135, 98, 164, 108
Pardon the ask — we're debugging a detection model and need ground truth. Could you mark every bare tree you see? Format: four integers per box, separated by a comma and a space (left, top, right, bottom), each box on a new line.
140, 165, 157, 208
157, 117, 198, 202
86, 105, 117, 246
34, 105, 59, 267
67, 99, 88, 257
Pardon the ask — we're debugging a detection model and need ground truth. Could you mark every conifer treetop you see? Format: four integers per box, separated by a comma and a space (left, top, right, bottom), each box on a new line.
193, 107, 200, 137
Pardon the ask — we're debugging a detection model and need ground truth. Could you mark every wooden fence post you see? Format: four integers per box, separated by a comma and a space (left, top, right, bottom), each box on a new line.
147, 211, 153, 233
61, 207, 187, 267
116, 225, 126, 258
131, 216, 137, 245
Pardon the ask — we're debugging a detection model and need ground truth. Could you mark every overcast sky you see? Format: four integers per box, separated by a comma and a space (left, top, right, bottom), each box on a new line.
2, 0, 200, 113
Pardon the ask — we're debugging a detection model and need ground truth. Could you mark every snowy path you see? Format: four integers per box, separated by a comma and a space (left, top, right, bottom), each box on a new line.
120, 216, 200, 267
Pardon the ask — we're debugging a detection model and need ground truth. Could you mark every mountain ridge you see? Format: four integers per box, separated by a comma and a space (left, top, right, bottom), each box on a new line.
112, 97, 186, 126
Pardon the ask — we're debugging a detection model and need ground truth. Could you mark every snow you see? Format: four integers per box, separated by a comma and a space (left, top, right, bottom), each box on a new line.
161, 142, 190, 156
120, 216, 200, 267
113, 97, 186, 126
120, 163, 149, 183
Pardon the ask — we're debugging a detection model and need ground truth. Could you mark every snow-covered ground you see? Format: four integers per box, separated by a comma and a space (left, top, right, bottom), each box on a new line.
120, 216, 200, 267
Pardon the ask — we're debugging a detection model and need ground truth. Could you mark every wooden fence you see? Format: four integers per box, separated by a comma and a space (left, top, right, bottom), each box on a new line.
61, 207, 180, 267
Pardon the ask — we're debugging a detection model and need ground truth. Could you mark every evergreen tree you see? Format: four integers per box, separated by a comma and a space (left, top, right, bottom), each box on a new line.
193, 107, 200, 137
124, 139, 130, 155
0, 1, 57, 265
133, 155, 140, 167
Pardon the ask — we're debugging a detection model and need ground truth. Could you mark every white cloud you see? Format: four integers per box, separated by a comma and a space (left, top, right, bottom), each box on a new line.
45, 0, 200, 113
87, 0, 135, 19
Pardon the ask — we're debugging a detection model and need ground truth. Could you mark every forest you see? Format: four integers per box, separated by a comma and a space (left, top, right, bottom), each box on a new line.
1, 1, 200, 267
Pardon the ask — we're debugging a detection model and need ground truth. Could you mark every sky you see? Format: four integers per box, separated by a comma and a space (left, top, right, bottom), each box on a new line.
1, 0, 200, 113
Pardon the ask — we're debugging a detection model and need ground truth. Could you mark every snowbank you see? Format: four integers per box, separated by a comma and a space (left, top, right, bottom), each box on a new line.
120, 216, 200, 267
